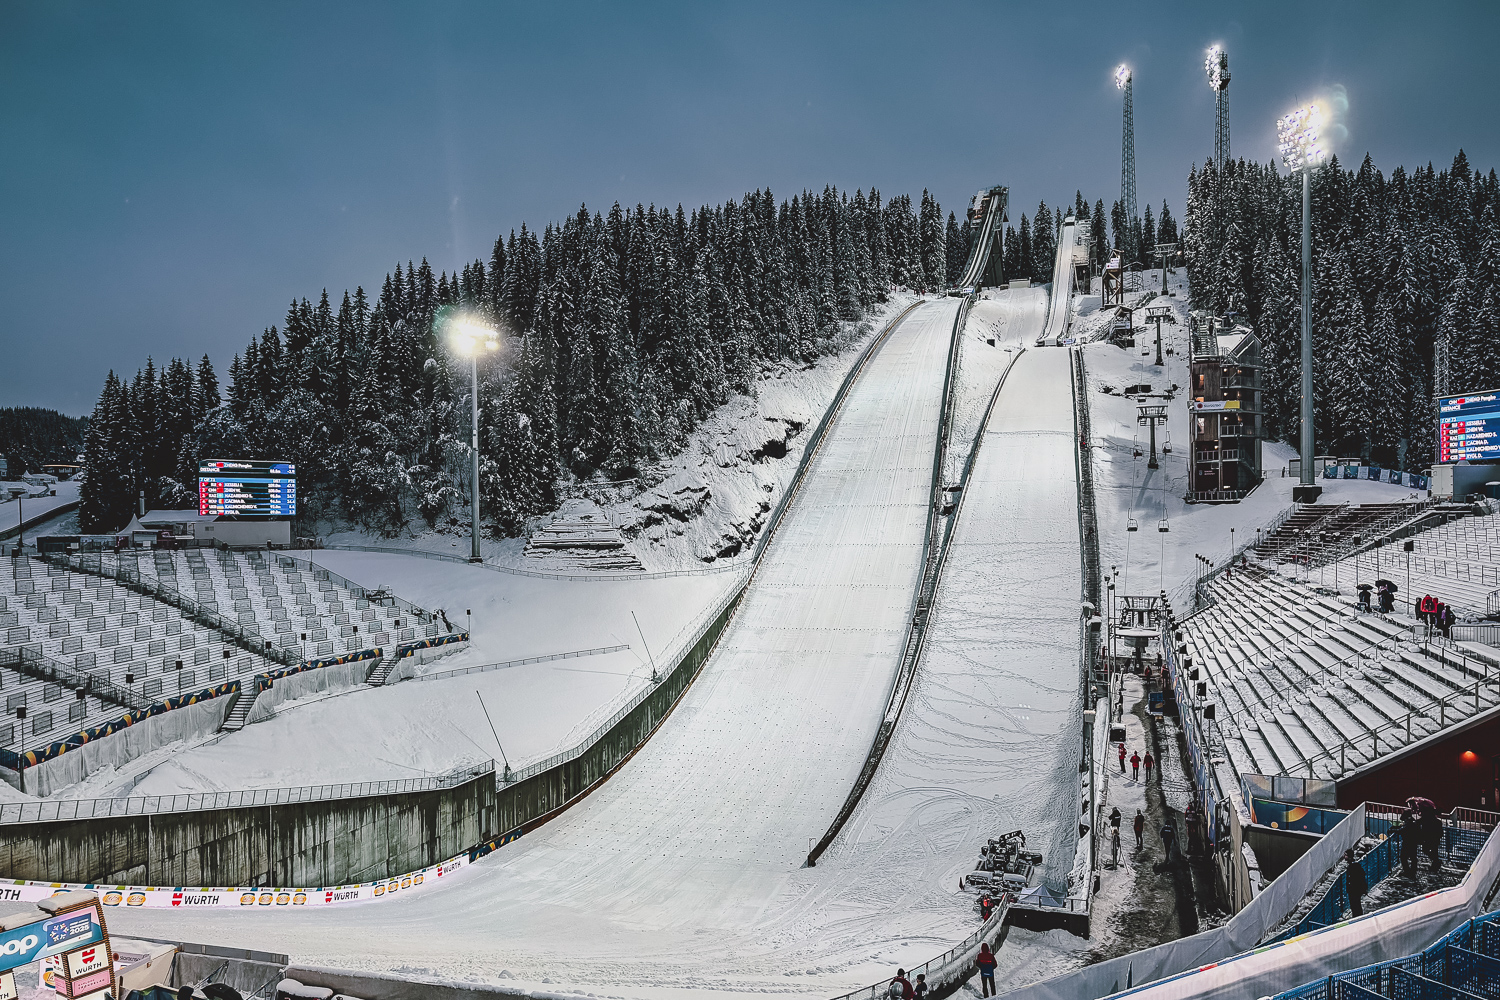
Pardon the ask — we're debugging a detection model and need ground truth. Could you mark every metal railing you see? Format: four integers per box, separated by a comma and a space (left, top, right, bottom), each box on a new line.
316, 542, 746, 583
826, 895, 1013, 1000
416, 644, 630, 682
0, 760, 494, 824
0, 645, 149, 711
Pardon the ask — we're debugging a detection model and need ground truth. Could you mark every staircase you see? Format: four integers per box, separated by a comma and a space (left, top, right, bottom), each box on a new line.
218, 687, 257, 732
365, 651, 400, 686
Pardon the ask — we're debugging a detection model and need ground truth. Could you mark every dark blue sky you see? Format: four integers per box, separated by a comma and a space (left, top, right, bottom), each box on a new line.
4, 1, 1497, 415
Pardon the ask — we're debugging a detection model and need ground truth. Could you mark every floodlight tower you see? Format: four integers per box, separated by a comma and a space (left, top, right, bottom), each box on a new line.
1116, 65, 1138, 262
1206, 46, 1230, 176
1277, 104, 1328, 503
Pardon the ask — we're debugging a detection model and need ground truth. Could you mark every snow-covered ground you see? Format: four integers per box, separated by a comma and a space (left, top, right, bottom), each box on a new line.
801, 314, 1089, 984
112, 297, 962, 998
1, 479, 79, 535
320, 295, 919, 574
36, 550, 743, 799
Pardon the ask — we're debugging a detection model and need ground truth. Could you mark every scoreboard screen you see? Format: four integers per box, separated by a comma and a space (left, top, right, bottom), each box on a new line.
1438, 391, 1500, 464
198, 459, 297, 516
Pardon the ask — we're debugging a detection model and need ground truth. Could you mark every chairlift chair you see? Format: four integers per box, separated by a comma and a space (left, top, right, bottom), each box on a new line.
1158, 519, 1171, 533
1162, 430, 1172, 454
1128, 517, 1140, 532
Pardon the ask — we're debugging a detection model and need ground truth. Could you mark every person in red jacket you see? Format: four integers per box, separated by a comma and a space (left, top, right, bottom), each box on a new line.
1118, 742, 1127, 773
1130, 751, 1141, 780
977, 942, 998, 996
887, 969, 914, 999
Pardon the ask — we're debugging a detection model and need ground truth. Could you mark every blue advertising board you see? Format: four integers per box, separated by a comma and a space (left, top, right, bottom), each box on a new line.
0, 907, 103, 971
1439, 390, 1500, 463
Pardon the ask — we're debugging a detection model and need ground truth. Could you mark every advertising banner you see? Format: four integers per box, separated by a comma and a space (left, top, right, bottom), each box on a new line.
0, 908, 103, 972
0, 971, 16, 1000
0, 850, 480, 913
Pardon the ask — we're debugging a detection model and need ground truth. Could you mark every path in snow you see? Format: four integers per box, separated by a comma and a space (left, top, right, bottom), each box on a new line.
113, 298, 962, 998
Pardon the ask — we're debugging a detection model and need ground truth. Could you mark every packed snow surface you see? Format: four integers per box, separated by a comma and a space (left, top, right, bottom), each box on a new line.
113, 297, 962, 997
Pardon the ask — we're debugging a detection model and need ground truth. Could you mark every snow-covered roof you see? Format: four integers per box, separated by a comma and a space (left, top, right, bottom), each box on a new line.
139, 509, 217, 526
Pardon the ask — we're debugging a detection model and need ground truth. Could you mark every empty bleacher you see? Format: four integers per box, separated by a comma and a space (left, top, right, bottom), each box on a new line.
1182, 569, 1500, 782
1254, 502, 1427, 568
0, 554, 264, 755
1, 547, 463, 757
1321, 505, 1500, 622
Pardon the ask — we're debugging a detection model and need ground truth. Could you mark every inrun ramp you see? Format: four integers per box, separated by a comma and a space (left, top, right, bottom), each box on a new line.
114, 299, 964, 996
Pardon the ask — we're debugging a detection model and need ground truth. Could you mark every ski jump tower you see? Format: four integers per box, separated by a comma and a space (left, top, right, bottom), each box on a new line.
1116, 64, 1137, 262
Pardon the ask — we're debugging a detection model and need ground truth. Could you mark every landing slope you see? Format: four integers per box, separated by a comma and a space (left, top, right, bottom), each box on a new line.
114, 298, 963, 996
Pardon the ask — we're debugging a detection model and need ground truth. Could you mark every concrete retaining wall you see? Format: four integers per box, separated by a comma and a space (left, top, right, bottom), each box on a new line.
0, 771, 494, 887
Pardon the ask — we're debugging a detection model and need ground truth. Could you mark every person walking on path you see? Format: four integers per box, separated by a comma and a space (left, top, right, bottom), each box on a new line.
1131, 752, 1141, 781
1344, 849, 1367, 917
1119, 742, 1127, 773
1144, 752, 1154, 782
976, 943, 997, 997
1134, 809, 1146, 849
887, 969, 913, 999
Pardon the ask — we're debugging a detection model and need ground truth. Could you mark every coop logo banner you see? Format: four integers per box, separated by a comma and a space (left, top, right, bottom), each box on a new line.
0, 909, 102, 972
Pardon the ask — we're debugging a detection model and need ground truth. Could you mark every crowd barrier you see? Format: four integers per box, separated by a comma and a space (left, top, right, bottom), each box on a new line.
396, 632, 467, 658
0, 646, 383, 775
1104, 819, 1500, 1000
1321, 465, 1431, 491
996, 807, 1366, 1000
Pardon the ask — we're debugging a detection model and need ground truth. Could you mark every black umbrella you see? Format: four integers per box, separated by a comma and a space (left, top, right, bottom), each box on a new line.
1376, 579, 1396, 591
1356, 583, 1374, 591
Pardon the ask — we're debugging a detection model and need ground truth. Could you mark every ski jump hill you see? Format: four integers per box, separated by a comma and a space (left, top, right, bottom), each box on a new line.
0, 195, 1103, 998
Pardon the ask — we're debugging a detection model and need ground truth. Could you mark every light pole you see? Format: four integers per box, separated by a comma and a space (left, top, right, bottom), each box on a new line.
1278, 104, 1327, 504
450, 321, 500, 563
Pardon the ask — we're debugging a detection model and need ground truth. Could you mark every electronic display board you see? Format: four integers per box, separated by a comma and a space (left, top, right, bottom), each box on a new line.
198, 459, 296, 516
1438, 390, 1500, 463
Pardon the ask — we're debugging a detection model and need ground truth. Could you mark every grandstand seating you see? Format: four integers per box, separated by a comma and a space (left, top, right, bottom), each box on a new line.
0, 555, 263, 754
1183, 570, 1500, 782
1, 548, 459, 757
105, 549, 434, 658
1320, 506, 1500, 622
1253, 502, 1426, 568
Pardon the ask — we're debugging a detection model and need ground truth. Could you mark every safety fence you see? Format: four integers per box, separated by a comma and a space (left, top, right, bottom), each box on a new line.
0, 760, 493, 824
395, 631, 468, 659
1269, 832, 1403, 944
415, 644, 629, 682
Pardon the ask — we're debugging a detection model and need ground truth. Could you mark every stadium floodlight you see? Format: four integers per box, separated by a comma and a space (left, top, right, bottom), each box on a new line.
1205, 46, 1228, 91
1277, 102, 1329, 501
1115, 64, 1130, 90
1276, 104, 1326, 172
450, 318, 501, 563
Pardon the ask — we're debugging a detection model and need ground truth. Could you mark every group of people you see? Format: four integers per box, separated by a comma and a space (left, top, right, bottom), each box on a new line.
1107, 806, 1149, 860
1118, 742, 1155, 783
1394, 795, 1445, 873
887, 944, 999, 998
1357, 580, 1398, 614
1415, 594, 1456, 637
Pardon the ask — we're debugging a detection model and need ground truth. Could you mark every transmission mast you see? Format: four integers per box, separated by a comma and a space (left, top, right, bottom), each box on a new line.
1207, 46, 1230, 176
1116, 65, 1137, 261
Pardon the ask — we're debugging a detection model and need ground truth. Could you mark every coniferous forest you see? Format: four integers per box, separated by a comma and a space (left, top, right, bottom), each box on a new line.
0, 409, 89, 478
1185, 150, 1500, 471
79, 188, 954, 535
